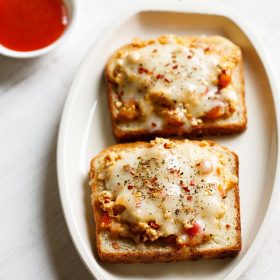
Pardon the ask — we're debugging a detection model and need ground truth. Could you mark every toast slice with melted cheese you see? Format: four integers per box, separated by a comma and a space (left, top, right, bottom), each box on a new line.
90, 138, 241, 263
106, 35, 247, 141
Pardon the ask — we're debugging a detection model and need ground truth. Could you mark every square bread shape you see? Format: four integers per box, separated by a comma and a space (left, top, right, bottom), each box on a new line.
90, 138, 241, 263
106, 35, 247, 141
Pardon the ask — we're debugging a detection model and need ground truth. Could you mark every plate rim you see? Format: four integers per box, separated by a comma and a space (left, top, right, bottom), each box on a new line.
57, 0, 280, 279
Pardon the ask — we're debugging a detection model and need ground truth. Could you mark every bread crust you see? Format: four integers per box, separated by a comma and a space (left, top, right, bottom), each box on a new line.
97, 240, 240, 263
105, 35, 247, 142
90, 139, 242, 263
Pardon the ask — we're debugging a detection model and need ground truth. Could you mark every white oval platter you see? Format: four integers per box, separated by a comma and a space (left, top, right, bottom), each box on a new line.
57, 0, 280, 279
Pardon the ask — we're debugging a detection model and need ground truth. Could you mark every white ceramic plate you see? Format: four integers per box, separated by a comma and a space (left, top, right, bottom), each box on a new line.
57, 0, 280, 279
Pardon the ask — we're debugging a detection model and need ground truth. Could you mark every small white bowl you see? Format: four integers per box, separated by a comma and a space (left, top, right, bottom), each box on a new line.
0, 0, 76, 59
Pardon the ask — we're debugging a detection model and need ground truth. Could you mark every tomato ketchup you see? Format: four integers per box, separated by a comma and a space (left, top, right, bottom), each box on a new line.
0, 0, 68, 52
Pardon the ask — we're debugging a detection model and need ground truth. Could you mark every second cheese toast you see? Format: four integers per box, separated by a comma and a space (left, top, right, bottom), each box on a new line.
106, 35, 247, 141
90, 138, 241, 263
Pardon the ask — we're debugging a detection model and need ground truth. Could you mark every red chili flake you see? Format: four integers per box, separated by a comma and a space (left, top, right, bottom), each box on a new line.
127, 185, 133, 190
138, 67, 149, 74
172, 65, 178, 70
151, 176, 158, 184
112, 241, 120, 249
226, 224, 231, 230
156, 74, 165, 79
187, 195, 193, 201
136, 202, 141, 208
163, 143, 171, 149
189, 179, 195, 186
186, 222, 200, 237
123, 164, 135, 175
149, 221, 159, 229
168, 168, 180, 177
180, 181, 190, 192
104, 155, 111, 161
164, 78, 170, 83
151, 122, 157, 128
104, 198, 111, 204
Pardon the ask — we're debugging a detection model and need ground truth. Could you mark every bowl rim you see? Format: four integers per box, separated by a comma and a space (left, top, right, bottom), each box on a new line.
0, 0, 77, 59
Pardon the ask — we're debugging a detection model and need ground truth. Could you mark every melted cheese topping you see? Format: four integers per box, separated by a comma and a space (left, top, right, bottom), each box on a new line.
109, 35, 240, 131
96, 138, 238, 246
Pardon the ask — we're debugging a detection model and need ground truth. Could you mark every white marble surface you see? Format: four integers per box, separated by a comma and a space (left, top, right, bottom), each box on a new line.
0, 0, 280, 279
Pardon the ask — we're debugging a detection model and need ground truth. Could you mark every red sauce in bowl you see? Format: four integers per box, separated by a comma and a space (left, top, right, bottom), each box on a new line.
0, 0, 68, 52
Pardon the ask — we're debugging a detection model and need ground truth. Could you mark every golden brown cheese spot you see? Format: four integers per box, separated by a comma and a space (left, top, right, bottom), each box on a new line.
116, 99, 141, 122
218, 69, 232, 89
204, 104, 227, 119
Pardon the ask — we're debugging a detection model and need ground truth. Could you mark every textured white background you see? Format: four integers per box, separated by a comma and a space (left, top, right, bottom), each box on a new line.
0, 0, 279, 279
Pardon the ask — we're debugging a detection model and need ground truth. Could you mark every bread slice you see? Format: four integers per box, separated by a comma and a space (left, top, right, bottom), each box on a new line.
105, 35, 247, 141
90, 138, 241, 263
